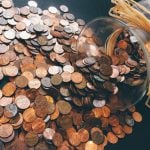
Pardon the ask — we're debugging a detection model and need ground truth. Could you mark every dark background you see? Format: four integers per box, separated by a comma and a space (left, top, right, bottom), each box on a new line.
13, 0, 150, 150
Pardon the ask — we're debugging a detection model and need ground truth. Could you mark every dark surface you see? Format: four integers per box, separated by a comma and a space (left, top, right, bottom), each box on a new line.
13, 0, 150, 150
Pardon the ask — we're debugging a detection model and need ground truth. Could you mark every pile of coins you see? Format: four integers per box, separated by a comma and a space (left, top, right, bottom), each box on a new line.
0, 0, 144, 150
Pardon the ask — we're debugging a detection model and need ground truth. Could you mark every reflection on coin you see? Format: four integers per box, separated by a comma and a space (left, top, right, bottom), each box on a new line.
43, 128, 55, 140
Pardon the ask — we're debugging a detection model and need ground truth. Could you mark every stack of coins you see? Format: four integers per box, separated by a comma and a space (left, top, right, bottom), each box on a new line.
0, 0, 145, 150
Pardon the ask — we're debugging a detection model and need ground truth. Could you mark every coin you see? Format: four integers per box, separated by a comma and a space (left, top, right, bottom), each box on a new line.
15, 95, 30, 109
0, 97, 13, 107
107, 132, 118, 144
122, 125, 133, 135
132, 112, 142, 122
85, 141, 98, 150
28, 0, 38, 7
31, 118, 46, 134
2, 65, 18, 77
78, 128, 89, 143
0, 124, 13, 138
43, 128, 55, 140
69, 132, 81, 146
36, 67, 47, 78
51, 74, 63, 86
56, 100, 72, 115
4, 29, 16, 40
2, 82, 16, 97
71, 72, 83, 84
91, 131, 104, 145
25, 132, 39, 147
52, 132, 63, 147
60, 5, 69, 13
4, 104, 18, 118
2, 0, 13, 8
15, 76, 28, 88
28, 78, 41, 89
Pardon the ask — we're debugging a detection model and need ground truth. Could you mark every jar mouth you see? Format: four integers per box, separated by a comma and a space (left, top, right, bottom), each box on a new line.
76, 17, 148, 110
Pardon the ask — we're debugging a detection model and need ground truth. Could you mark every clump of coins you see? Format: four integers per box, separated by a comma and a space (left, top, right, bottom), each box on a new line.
0, 0, 144, 150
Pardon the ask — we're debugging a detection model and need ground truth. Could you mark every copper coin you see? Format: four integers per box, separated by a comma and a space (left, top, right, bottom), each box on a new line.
85, 141, 98, 150
78, 128, 89, 143
71, 72, 83, 84
108, 115, 120, 127
92, 108, 102, 118
15, 76, 28, 88
132, 112, 143, 122
23, 122, 32, 132
91, 131, 104, 145
51, 74, 63, 86
56, 100, 72, 115
69, 132, 81, 146
43, 128, 56, 140
61, 71, 71, 83
112, 125, 123, 135
50, 105, 60, 120
16, 22, 26, 31
0, 124, 13, 138
23, 108, 37, 123
0, 115, 10, 124
52, 132, 63, 147
35, 141, 49, 150
122, 125, 133, 134
15, 95, 30, 109
2, 65, 18, 77
25, 132, 39, 147
0, 130, 15, 143
2, 82, 16, 97
107, 132, 118, 144
36, 67, 47, 78
32, 118, 46, 134
101, 106, 111, 118
22, 71, 34, 81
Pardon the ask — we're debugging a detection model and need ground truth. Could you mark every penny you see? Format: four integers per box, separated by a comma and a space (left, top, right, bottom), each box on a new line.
107, 132, 118, 144
25, 132, 39, 147
0, 124, 13, 138
109, 115, 120, 127
0, 97, 13, 107
132, 112, 143, 122
36, 67, 47, 78
71, 72, 83, 84
15, 76, 28, 88
22, 71, 34, 81
0, 130, 15, 143
59, 115, 73, 129
23, 122, 32, 132
28, 78, 41, 89
50, 105, 60, 120
61, 71, 71, 83
78, 128, 89, 143
101, 106, 111, 118
112, 125, 123, 135
43, 128, 55, 140
0, 115, 10, 124
37, 36, 48, 46
16, 22, 26, 31
85, 141, 98, 150
56, 100, 72, 115
15, 95, 30, 109
32, 118, 46, 134
69, 132, 81, 146
2, 82, 16, 97
122, 125, 133, 135
4, 104, 18, 118
52, 132, 63, 147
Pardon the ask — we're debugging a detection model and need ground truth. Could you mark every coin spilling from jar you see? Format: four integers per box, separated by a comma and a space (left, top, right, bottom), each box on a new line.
0, 0, 145, 150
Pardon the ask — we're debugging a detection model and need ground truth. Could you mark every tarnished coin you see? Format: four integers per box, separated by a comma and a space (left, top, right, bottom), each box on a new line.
51, 74, 63, 86
52, 132, 63, 147
15, 95, 30, 109
91, 131, 104, 145
15, 76, 28, 88
56, 100, 72, 115
25, 132, 39, 147
4, 104, 18, 118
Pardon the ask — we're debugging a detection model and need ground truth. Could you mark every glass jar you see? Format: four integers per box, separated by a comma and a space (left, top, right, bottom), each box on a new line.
76, 17, 149, 111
